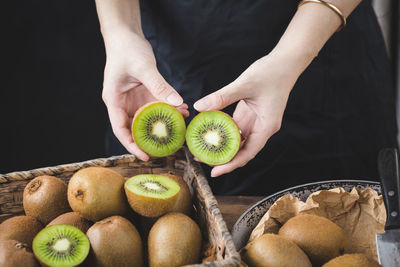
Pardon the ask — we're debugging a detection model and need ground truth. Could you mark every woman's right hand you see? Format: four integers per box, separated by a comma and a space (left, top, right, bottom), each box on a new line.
102, 31, 189, 161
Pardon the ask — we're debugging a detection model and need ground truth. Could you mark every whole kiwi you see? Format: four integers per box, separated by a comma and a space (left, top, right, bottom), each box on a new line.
68, 167, 129, 221
243, 233, 312, 267
0, 216, 43, 247
322, 254, 380, 267
161, 173, 192, 215
148, 212, 202, 267
47, 212, 92, 233
23, 175, 71, 224
87, 216, 143, 267
278, 214, 346, 266
0, 240, 40, 267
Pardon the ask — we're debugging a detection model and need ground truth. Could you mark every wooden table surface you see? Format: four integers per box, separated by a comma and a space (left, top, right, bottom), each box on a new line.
216, 195, 264, 231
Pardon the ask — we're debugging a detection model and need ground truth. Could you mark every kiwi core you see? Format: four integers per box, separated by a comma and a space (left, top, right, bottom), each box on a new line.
152, 121, 168, 138
203, 129, 222, 147
53, 238, 71, 252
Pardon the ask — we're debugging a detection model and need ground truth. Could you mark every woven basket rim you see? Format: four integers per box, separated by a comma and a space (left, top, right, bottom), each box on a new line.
0, 154, 136, 183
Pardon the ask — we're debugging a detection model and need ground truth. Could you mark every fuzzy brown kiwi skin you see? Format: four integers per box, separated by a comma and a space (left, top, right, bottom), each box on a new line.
47, 212, 93, 233
23, 176, 71, 225
278, 214, 347, 266
148, 212, 202, 267
322, 254, 380, 267
161, 173, 192, 216
0, 240, 40, 267
0, 216, 43, 248
86, 216, 143, 267
68, 167, 129, 221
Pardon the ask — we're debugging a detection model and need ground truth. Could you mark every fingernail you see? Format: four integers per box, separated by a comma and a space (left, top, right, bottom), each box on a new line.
167, 93, 183, 106
194, 98, 209, 111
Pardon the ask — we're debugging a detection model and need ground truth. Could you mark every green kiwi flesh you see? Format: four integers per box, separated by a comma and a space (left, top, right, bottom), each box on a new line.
125, 174, 180, 218
32, 224, 90, 267
186, 111, 240, 165
132, 102, 186, 157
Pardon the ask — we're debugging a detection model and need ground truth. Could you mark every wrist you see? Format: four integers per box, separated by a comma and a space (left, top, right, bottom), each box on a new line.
103, 28, 145, 54
270, 42, 316, 77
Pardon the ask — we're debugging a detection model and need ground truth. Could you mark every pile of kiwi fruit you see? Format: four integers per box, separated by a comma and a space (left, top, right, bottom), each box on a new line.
0, 167, 201, 267
242, 213, 381, 267
132, 102, 241, 165
0, 102, 240, 266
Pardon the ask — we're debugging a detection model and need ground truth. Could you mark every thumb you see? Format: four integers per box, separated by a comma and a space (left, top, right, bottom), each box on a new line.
138, 67, 183, 106
194, 80, 246, 111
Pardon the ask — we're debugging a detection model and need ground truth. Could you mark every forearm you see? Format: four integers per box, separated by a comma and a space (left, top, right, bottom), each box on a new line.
272, 0, 362, 76
95, 0, 143, 43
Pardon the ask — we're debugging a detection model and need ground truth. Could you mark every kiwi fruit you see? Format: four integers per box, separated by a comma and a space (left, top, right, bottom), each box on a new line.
67, 167, 129, 221
23, 175, 71, 224
132, 102, 186, 157
186, 110, 241, 165
125, 174, 181, 218
0, 215, 43, 247
48, 212, 92, 233
243, 233, 312, 267
278, 214, 346, 266
86, 216, 143, 267
148, 212, 202, 267
161, 173, 192, 215
0, 240, 40, 267
32, 224, 90, 267
322, 254, 380, 267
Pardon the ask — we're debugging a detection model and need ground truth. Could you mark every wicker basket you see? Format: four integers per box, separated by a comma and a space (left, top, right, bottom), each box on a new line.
0, 148, 241, 267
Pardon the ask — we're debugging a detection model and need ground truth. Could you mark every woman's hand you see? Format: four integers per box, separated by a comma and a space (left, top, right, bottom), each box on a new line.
102, 32, 189, 161
194, 50, 303, 177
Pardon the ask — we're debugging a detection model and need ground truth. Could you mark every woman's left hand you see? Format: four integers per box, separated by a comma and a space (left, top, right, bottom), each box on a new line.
194, 50, 303, 177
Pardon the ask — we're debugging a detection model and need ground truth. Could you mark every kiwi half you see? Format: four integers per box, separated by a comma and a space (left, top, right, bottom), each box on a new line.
186, 111, 241, 165
32, 224, 90, 267
125, 174, 181, 218
132, 102, 186, 157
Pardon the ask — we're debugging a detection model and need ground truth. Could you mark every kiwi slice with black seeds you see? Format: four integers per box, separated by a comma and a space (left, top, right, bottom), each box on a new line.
124, 174, 181, 218
132, 102, 186, 157
32, 224, 90, 267
186, 111, 241, 165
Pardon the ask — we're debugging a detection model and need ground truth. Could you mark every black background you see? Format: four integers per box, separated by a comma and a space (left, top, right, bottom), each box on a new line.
2, 1, 107, 173
2, 1, 399, 174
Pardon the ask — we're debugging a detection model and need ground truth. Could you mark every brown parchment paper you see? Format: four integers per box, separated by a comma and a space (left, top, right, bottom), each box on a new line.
245, 187, 386, 261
